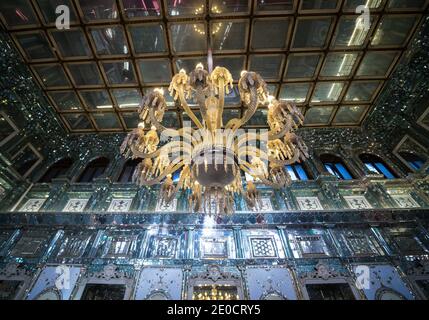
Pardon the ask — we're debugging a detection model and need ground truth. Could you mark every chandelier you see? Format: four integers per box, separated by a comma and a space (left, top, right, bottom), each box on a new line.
120, 63, 309, 216
192, 285, 239, 300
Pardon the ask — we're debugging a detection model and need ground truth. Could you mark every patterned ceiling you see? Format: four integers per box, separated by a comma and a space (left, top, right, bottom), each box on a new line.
0, 0, 427, 133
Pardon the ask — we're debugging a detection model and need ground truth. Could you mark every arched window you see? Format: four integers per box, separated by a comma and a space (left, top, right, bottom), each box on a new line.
285, 163, 311, 181
39, 158, 73, 183
320, 154, 354, 180
359, 154, 397, 179
77, 157, 110, 183
117, 159, 140, 183
399, 152, 426, 171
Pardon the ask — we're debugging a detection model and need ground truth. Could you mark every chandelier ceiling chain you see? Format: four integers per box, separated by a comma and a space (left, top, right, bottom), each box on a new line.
121, 63, 309, 216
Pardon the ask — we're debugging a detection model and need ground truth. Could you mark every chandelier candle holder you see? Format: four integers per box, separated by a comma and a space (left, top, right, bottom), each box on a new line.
121, 63, 309, 216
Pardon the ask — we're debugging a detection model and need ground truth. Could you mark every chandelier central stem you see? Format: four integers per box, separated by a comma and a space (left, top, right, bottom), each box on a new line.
207, 47, 213, 73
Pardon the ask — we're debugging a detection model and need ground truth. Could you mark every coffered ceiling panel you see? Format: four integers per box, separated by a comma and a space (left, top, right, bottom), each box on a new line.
0, 0, 427, 132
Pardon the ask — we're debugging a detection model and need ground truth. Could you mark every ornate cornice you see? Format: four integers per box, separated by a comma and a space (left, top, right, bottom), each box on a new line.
0, 208, 427, 227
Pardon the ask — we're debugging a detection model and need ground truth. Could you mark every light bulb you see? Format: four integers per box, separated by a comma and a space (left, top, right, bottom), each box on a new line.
154, 87, 164, 95
267, 95, 275, 108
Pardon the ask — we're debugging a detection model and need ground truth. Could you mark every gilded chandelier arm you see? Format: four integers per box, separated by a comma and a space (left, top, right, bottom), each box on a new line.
129, 143, 162, 159
135, 160, 185, 186
225, 71, 268, 131
169, 69, 204, 129
234, 129, 290, 146
225, 88, 259, 131
178, 89, 204, 129
161, 165, 192, 204
237, 86, 258, 126
225, 101, 257, 131
139, 89, 167, 130
267, 114, 294, 140
269, 152, 301, 166
236, 140, 302, 166
130, 141, 191, 159
239, 163, 286, 189
210, 67, 233, 129
237, 145, 270, 162
149, 106, 167, 132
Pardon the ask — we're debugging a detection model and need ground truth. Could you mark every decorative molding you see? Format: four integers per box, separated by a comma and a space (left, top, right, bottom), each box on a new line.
134, 267, 183, 300
186, 265, 244, 299
87, 264, 134, 281
19, 199, 46, 212
200, 237, 228, 259
245, 266, 299, 300
249, 237, 277, 258
1, 208, 427, 226
63, 199, 89, 212
343, 196, 372, 210
188, 265, 241, 283
72, 264, 135, 300
391, 195, 420, 208
250, 197, 273, 212
155, 199, 177, 212
300, 261, 347, 281
242, 229, 286, 259
290, 233, 330, 258
393, 135, 428, 172
417, 106, 429, 132
107, 199, 132, 212
296, 197, 324, 211
150, 236, 178, 259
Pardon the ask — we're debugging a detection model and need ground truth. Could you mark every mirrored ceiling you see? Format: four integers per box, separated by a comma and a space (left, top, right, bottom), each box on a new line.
0, 0, 427, 132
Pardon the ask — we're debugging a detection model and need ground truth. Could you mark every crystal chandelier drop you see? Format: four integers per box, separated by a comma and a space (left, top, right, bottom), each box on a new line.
121, 63, 309, 216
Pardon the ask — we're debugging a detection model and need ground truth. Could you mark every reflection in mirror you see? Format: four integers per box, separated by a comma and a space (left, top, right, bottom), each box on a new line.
15, 32, 55, 60
306, 283, 355, 300
90, 26, 128, 56
81, 284, 126, 300
121, 0, 161, 18
78, 0, 119, 22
